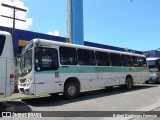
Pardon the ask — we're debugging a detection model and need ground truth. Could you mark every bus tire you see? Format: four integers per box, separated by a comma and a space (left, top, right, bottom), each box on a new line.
124, 77, 133, 90
64, 82, 79, 99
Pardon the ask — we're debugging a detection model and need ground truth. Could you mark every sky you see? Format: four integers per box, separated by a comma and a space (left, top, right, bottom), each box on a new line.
0, 0, 160, 51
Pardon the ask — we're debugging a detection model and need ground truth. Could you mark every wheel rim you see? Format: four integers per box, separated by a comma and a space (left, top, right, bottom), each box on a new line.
67, 85, 76, 96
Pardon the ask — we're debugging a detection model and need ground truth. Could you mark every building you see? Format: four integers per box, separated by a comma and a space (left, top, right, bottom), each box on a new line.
144, 50, 160, 58
67, 0, 84, 45
0, 26, 143, 55
0, 26, 66, 55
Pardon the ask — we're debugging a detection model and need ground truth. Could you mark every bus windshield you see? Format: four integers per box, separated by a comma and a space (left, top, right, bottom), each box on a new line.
22, 41, 33, 54
148, 60, 157, 69
20, 49, 32, 76
147, 59, 160, 72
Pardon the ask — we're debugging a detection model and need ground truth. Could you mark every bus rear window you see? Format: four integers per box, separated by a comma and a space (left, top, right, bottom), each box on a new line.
0, 35, 6, 56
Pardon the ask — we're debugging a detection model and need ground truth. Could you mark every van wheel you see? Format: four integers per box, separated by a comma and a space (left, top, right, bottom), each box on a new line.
124, 77, 133, 89
64, 82, 79, 99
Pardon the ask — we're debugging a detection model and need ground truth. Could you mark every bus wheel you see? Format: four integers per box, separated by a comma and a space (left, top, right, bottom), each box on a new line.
64, 82, 79, 99
124, 77, 133, 89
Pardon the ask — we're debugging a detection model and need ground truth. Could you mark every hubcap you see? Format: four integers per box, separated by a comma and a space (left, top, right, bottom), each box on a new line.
68, 85, 76, 96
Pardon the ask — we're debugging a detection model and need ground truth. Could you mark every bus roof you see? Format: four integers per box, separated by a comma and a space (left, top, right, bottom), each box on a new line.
0, 31, 11, 36
147, 57, 160, 61
32, 38, 146, 57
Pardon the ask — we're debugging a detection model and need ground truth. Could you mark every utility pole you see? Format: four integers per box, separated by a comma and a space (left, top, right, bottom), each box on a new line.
1, 3, 27, 49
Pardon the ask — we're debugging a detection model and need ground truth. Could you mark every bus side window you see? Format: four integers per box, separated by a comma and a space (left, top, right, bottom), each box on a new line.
95, 51, 110, 66
110, 53, 122, 66
139, 57, 147, 67
131, 56, 140, 67
35, 47, 59, 71
78, 49, 96, 66
121, 55, 131, 67
59, 46, 77, 65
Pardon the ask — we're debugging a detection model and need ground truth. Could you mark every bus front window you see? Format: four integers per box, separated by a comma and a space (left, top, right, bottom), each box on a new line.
20, 49, 32, 76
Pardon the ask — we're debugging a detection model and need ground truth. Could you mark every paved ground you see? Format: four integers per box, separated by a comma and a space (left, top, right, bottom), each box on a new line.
1, 84, 160, 120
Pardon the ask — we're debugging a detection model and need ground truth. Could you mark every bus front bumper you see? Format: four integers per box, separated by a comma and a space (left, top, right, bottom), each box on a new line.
18, 84, 34, 95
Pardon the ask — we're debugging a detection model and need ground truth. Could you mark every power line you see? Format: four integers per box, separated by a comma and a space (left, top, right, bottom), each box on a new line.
1, 3, 27, 50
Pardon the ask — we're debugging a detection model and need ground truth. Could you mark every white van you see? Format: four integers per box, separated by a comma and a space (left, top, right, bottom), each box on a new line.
0, 31, 15, 98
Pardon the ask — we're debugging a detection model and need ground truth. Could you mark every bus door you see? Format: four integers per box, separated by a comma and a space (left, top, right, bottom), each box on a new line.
0, 58, 6, 97
34, 47, 60, 95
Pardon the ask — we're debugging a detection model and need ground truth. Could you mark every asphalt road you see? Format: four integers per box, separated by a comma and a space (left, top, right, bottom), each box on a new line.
1, 84, 160, 120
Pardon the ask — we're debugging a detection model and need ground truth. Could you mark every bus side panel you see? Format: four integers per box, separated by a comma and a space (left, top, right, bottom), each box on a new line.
34, 72, 62, 95
132, 72, 149, 83
97, 67, 122, 87
60, 66, 98, 91
0, 58, 6, 98
60, 73, 98, 90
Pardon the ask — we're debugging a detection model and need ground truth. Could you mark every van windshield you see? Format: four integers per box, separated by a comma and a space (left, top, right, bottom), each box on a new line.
0, 35, 6, 56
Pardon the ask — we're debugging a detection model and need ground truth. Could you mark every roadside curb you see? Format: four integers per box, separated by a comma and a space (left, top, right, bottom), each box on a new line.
7, 93, 27, 100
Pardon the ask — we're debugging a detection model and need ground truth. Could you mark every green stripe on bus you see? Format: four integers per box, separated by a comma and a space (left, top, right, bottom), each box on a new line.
35, 66, 149, 74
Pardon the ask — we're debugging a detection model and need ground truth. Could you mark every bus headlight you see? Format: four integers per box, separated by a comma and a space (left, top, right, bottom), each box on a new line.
25, 76, 32, 87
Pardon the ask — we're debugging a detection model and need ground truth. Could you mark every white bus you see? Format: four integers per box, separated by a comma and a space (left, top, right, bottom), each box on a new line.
145, 57, 160, 83
18, 39, 149, 99
0, 31, 15, 98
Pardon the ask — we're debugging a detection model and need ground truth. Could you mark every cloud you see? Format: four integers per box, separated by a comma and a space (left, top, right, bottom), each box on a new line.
47, 30, 60, 36
0, 0, 32, 30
